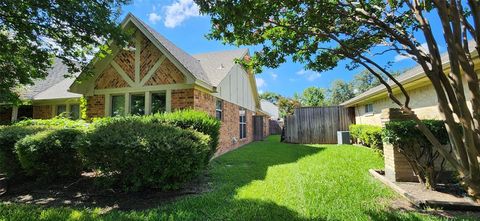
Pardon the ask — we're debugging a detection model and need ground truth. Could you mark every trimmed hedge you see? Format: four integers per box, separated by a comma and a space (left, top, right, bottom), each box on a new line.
349, 124, 383, 150
78, 116, 211, 191
0, 126, 46, 178
382, 120, 450, 147
15, 117, 89, 129
15, 129, 83, 181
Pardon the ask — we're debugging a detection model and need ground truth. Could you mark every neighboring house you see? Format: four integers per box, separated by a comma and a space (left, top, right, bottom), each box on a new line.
260, 99, 280, 120
1, 13, 269, 154
341, 41, 479, 126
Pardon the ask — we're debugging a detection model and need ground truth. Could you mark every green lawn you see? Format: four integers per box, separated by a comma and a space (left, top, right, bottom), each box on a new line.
0, 135, 462, 220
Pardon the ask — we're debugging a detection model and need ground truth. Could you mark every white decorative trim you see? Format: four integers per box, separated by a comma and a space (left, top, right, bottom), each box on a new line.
11, 106, 18, 121
166, 89, 172, 112
145, 91, 152, 115
93, 83, 193, 95
105, 95, 111, 116
124, 92, 131, 115
111, 60, 136, 87
140, 55, 166, 86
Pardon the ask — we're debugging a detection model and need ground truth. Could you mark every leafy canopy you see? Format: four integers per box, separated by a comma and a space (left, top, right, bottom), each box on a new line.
0, 0, 130, 103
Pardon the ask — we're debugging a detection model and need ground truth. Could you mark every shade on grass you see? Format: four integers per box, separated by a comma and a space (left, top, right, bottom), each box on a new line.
0, 136, 466, 220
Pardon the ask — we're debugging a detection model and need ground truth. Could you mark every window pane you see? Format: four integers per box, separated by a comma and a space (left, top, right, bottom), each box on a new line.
111, 95, 125, 116
151, 93, 166, 114
56, 105, 66, 116
70, 104, 80, 120
131, 94, 145, 115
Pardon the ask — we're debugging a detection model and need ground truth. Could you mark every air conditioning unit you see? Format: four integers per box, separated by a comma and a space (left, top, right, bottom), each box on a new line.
337, 131, 350, 145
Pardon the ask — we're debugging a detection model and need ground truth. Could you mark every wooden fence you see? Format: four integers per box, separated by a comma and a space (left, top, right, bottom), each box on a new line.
284, 106, 355, 144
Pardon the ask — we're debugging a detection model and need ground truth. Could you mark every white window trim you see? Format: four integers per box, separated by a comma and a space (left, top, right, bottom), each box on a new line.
364, 103, 374, 116
105, 89, 172, 116
53, 103, 80, 118
215, 99, 223, 120
239, 109, 247, 139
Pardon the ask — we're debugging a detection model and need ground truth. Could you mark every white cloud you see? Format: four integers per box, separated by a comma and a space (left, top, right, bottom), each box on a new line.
296, 69, 321, 81
148, 12, 162, 24
163, 0, 200, 28
256, 77, 266, 88
270, 72, 278, 80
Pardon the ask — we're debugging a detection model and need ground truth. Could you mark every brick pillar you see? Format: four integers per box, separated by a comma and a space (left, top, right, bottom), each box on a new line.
381, 108, 418, 182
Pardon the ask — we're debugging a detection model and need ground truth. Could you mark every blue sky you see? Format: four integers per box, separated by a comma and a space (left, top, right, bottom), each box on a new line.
120, 0, 448, 97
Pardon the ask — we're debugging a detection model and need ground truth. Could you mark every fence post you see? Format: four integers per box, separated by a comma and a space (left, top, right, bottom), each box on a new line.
381, 108, 418, 182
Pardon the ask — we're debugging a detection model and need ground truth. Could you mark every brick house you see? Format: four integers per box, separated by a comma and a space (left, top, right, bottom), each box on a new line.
1, 14, 270, 155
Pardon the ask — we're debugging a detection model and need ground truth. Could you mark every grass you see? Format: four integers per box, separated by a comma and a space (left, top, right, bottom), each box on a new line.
0, 135, 470, 220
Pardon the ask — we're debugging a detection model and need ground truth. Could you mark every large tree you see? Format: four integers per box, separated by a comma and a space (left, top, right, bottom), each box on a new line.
195, 0, 480, 199
0, 0, 130, 103
259, 91, 282, 104
298, 86, 326, 106
327, 80, 355, 105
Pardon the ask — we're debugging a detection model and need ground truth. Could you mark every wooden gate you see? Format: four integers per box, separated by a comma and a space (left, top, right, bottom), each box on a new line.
253, 116, 264, 141
284, 106, 355, 144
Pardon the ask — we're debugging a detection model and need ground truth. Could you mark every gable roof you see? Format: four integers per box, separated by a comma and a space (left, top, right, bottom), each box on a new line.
19, 57, 81, 101
341, 40, 478, 107
129, 14, 212, 85
193, 48, 249, 86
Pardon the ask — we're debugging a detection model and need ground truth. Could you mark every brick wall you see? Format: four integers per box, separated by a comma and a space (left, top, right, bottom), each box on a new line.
192, 89, 254, 155
33, 105, 52, 119
172, 89, 194, 110
86, 95, 105, 118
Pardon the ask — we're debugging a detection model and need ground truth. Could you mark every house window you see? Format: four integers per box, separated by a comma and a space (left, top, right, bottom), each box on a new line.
151, 92, 166, 114
70, 104, 80, 120
216, 99, 223, 120
111, 95, 125, 116
56, 105, 67, 116
364, 103, 373, 114
239, 108, 247, 139
131, 94, 145, 115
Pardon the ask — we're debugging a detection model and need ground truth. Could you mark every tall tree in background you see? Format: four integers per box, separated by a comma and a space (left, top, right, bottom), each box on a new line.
0, 0, 130, 103
298, 86, 326, 106
327, 80, 355, 105
353, 69, 402, 94
195, 0, 480, 199
259, 91, 282, 104
278, 97, 301, 118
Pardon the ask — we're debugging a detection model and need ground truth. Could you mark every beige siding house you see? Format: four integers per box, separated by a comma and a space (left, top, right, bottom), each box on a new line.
1, 13, 269, 155
341, 44, 480, 126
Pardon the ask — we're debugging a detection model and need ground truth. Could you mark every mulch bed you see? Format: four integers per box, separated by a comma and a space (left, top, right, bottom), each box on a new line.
0, 172, 212, 211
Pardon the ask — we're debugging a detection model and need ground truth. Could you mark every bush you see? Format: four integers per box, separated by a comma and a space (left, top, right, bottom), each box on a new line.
15, 128, 83, 181
0, 126, 46, 178
78, 116, 211, 191
349, 124, 383, 150
15, 117, 89, 129
150, 110, 220, 160
382, 120, 450, 189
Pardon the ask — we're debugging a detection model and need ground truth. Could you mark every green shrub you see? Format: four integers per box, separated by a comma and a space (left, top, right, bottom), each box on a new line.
0, 126, 46, 178
349, 124, 383, 150
382, 120, 450, 188
15, 117, 89, 129
15, 128, 83, 181
151, 110, 220, 160
78, 116, 211, 191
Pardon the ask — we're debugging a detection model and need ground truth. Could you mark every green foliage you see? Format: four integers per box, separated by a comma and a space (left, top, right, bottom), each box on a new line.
15, 129, 83, 181
80, 96, 88, 120
259, 91, 282, 104
382, 120, 449, 147
349, 124, 383, 150
0, 0, 130, 103
352, 69, 402, 95
327, 80, 355, 105
78, 116, 211, 191
149, 109, 220, 160
298, 87, 326, 107
0, 126, 46, 178
14, 117, 89, 129
278, 97, 301, 118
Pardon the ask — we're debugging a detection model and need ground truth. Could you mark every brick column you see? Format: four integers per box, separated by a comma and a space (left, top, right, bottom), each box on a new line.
381, 108, 418, 182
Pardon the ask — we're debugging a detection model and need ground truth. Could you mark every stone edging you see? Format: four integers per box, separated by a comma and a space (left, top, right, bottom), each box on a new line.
369, 169, 480, 211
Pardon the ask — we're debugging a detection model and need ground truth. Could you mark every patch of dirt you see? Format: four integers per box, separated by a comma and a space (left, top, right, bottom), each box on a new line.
0, 172, 213, 211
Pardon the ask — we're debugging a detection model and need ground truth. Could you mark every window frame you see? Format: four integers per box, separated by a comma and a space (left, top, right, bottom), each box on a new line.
151, 92, 167, 114
130, 93, 146, 116
111, 94, 126, 117
55, 104, 67, 116
364, 103, 373, 115
239, 108, 247, 139
215, 99, 223, 121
